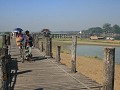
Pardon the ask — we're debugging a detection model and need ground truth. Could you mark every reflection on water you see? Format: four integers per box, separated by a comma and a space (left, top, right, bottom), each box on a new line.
68, 45, 120, 64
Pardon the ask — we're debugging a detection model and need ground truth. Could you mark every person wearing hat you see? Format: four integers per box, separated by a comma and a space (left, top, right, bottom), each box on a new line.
16, 29, 23, 58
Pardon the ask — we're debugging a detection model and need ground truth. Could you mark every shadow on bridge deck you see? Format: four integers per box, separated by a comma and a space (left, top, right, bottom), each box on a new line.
8, 55, 47, 90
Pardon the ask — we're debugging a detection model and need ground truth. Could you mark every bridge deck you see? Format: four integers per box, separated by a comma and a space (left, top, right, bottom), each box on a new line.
8, 38, 102, 90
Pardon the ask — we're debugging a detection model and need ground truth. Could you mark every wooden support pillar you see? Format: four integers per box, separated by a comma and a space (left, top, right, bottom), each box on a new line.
34, 34, 36, 48
56, 46, 61, 63
0, 49, 3, 90
41, 42, 44, 52
0, 48, 8, 90
6, 35, 10, 45
36, 36, 39, 49
35, 34, 38, 48
71, 36, 77, 73
45, 36, 52, 57
103, 47, 115, 90
2, 35, 6, 48
37, 36, 39, 49
32, 34, 35, 47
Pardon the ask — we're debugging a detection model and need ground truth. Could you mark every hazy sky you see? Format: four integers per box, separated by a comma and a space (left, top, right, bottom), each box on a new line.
0, 0, 120, 32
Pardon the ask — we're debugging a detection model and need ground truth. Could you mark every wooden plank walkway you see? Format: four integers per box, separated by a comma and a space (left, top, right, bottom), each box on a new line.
8, 38, 102, 90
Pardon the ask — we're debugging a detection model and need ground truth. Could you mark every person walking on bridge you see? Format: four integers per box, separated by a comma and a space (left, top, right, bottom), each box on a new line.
19, 30, 33, 61
16, 30, 23, 47
15, 28, 23, 57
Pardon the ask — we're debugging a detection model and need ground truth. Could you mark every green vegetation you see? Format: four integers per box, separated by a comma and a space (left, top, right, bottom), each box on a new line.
81, 23, 120, 40
82, 23, 120, 35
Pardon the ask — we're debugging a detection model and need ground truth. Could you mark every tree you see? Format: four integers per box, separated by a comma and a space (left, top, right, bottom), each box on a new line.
103, 23, 112, 33
89, 27, 103, 34
82, 27, 103, 35
112, 24, 120, 34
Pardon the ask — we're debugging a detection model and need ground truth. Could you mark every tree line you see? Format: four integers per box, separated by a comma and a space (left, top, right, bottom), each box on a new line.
82, 23, 120, 35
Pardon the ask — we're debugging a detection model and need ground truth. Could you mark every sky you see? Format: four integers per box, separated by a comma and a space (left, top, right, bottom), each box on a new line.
0, 0, 120, 32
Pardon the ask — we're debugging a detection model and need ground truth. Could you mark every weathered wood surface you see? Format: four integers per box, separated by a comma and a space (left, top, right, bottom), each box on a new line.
71, 36, 77, 73
56, 46, 61, 63
8, 38, 102, 90
103, 47, 115, 90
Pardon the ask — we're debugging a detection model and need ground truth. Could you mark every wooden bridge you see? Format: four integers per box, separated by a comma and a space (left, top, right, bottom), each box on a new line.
1, 37, 103, 90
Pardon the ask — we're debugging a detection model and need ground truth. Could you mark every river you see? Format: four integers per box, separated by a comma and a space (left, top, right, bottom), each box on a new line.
68, 45, 120, 64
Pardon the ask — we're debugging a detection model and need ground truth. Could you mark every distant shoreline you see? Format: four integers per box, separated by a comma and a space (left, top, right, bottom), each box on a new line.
78, 42, 120, 47
52, 39, 120, 64
55, 40, 120, 47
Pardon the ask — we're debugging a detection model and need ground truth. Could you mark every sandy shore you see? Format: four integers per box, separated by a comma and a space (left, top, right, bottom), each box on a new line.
52, 51, 120, 90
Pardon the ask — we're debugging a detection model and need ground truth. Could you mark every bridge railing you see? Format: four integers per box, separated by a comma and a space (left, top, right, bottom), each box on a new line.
32, 33, 52, 58
32, 32, 115, 90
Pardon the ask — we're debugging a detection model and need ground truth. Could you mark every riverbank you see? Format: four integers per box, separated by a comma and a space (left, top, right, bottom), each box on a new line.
52, 38, 120, 90
53, 52, 120, 90
53, 38, 120, 47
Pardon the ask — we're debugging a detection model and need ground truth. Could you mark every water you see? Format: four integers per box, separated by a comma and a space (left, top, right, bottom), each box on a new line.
68, 45, 120, 64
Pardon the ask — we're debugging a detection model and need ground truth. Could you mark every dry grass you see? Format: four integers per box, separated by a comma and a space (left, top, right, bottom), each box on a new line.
53, 51, 120, 90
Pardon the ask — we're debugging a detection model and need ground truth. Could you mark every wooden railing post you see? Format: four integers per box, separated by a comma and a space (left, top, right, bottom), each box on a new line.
6, 35, 10, 45
41, 42, 44, 52
2, 35, 7, 48
45, 36, 52, 57
32, 34, 35, 47
0, 34, 10, 90
71, 36, 77, 73
56, 46, 61, 63
103, 47, 115, 90
0, 48, 9, 90
34, 34, 37, 48
37, 36, 39, 49
0, 49, 3, 90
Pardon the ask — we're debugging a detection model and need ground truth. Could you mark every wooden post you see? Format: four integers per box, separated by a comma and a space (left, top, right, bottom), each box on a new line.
45, 36, 52, 57
103, 47, 115, 90
36, 35, 39, 49
6, 35, 10, 45
50, 38, 52, 57
32, 34, 35, 47
0, 62, 3, 90
2, 35, 6, 48
34, 34, 37, 48
0, 48, 8, 90
41, 42, 44, 52
33, 34, 37, 48
71, 36, 77, 73
0, 49, 3, 89
37, 37, 39, 49
56, 46, 61, 63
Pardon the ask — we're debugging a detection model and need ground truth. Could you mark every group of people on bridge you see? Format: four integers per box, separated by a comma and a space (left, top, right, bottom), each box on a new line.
15, 28, 33, 62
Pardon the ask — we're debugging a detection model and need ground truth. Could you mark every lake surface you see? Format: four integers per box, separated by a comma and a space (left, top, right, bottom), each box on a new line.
68, 45, 120, 64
